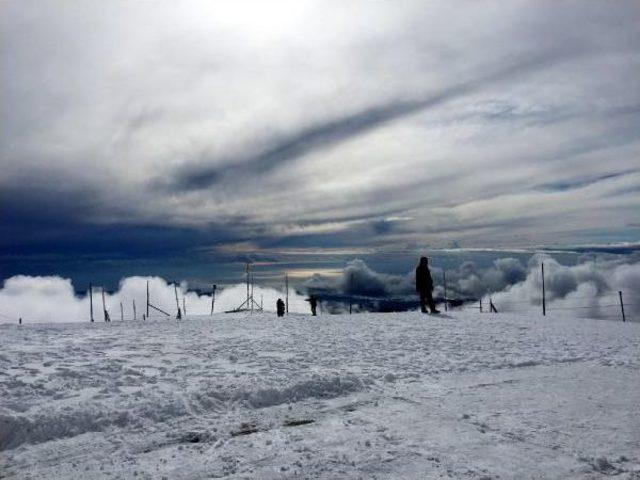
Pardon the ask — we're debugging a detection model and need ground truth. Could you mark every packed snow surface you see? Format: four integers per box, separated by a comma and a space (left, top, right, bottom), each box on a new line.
1, 312, 639, 479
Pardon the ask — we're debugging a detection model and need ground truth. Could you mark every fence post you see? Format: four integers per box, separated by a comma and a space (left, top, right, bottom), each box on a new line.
174, 284, 182, 320
443, 270, 448, 312
285, 273, 289, 315
120, 302, 124, 321
146, 281, 150, 318
541, 262, 546, 316
133, 299, 136, 320
490, 298, 497, 313
619, 291, 626, 322
211, 284, 217, 315
89, 283, 94, 323
349, 273, 353, 314
479, 299, 483, 313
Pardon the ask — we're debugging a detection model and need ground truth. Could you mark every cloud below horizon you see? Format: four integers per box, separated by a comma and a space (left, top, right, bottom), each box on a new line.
1, 254, 637, 323
0, 275, 309, 324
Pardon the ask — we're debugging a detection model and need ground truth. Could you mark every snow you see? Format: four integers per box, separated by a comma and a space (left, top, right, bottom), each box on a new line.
1, 311, 638, 479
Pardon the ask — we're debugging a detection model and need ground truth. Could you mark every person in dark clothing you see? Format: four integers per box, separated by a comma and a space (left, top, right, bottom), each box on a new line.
276, 298, 285, 317
416, 256, 440, 314
307, 295, 318, 316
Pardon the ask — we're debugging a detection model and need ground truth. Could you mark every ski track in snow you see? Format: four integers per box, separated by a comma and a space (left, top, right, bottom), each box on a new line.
0, 312, 639, 479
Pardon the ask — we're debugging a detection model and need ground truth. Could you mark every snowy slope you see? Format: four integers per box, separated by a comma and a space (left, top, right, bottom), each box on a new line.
0, 311, 638, 479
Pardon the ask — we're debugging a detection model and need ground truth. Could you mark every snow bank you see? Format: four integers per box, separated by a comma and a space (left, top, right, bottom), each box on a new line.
1, 312, 638, 479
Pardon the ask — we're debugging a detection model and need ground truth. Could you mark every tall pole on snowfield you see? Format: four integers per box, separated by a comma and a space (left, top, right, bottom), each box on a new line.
101, 287, 108, 322
541, 262, 546, 316
443, 270, 448, 312
133, 299, 136, 320
619, 291, 626, 322
349, 273, 353, 314
89, 283, 94, 322
120, 302, 124, 321
146, 281, 149, 318
479, 299, 483, 313
246, 263, 250, 307
183, 297, 186, 317
285, 273, 289, 315
174, 284, 181, 319
250, 273, 254, 314
211, 284, 216, 315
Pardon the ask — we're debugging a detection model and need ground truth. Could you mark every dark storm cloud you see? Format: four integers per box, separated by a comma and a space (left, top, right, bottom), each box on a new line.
2, 0, 640, 273
536, 169, 639, 192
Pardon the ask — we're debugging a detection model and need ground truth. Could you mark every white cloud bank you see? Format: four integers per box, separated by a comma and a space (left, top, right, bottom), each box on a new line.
484, 254, 640, 321
0, 276, 309, 324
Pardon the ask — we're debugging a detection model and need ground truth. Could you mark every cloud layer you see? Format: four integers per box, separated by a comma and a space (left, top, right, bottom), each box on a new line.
1, 0, 640, 264
1, 254, 638, 322
0, 276, 309, 324
303, 255, 640, 320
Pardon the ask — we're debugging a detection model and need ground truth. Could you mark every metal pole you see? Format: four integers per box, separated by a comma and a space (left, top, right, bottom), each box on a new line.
174, 284, 181, 319
146, 281, 149, 318
133, 299, 136, 320
285, 273, 289, 315
349, 273, 353, 314
120, 302, 124, 321
542, 262, 546, 316
183, 297, 186, 317
251, 273, 254, 314
102, 287, 108, 322
211, 284, 217, 315
479, 299, 482, 313
89, 283, 94, 322
619, 291, 626, 322
443, 270, 448, 312
246, 263, 250, 307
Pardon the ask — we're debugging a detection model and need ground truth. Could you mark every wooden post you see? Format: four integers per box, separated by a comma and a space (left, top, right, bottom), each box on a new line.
285, 273, 289, 315
120, 302, 124, 321
89, 283, 94, 322
174, 284, 181, 319
133, 299, 136, 320
479, 299, 483, 313
210, 284, 217, 315
443, 270, 448, 312
619, 291, 626, 322
541, 262, 546, 316
102, 287, 109, 322
490, 298, 498, 313
146, 281, 149, 318
349, 273, 353, 314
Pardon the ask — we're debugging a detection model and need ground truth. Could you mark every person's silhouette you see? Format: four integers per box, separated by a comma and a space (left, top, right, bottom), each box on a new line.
416, 256, 440, 314
276, 298, 285, 317
307, 295, 318, 316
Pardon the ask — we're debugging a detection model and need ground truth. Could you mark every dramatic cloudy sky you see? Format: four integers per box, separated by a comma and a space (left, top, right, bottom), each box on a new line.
2, 1, 640, 286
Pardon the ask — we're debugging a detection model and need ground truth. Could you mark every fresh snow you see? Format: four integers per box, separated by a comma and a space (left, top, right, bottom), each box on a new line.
1, 311, 639, 479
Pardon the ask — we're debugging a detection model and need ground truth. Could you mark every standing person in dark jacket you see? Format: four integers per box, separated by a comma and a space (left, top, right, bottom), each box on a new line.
307, 295, 318, 316
416, 256, 440, 314
276, 298, 285, 317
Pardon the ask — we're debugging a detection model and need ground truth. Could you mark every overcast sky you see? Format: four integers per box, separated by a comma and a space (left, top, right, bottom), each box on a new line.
2, 0, 640, 280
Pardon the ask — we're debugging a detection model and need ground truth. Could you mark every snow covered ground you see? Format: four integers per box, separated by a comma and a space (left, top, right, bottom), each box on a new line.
1, 311, 638, 479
